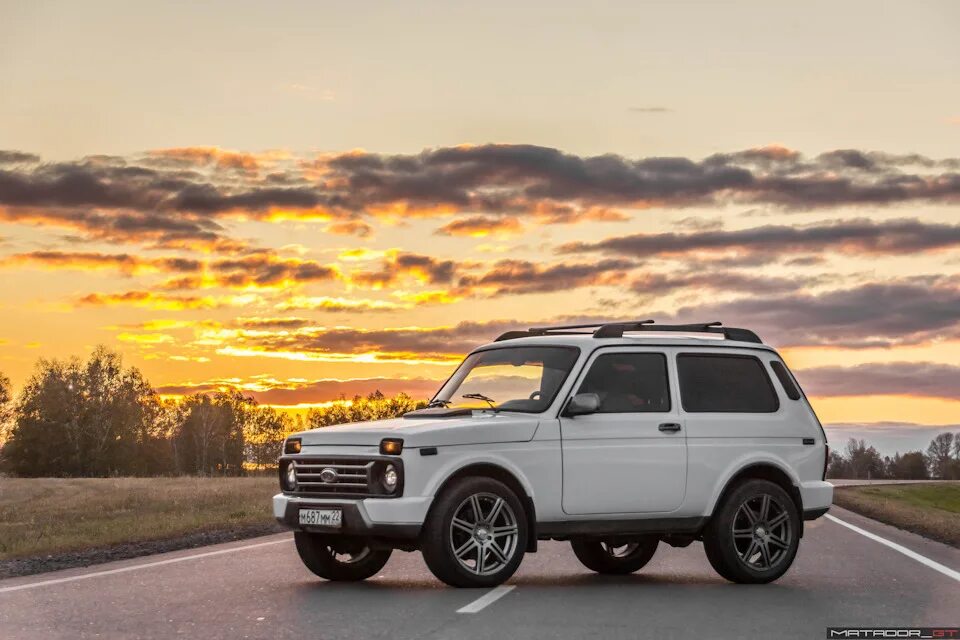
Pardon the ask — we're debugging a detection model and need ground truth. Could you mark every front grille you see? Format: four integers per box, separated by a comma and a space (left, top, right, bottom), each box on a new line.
283, 455, 401, 498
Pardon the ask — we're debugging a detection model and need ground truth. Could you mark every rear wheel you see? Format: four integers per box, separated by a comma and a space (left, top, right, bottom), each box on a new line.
421, 477, 528, 588
702, 479, 800, 584
571, 537, 659, 574
294, 532, 392, 581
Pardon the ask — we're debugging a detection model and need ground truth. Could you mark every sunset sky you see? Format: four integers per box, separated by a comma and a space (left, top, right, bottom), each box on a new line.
1, 0, 958, 453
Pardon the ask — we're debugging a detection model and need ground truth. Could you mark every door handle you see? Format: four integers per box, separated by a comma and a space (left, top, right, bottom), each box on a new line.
658, 422, 682, 433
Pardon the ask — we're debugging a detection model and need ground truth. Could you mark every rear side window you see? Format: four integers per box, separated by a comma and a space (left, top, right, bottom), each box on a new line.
770, 361, 801, 401
677, 354, 779, 413
578, 352, 670, 413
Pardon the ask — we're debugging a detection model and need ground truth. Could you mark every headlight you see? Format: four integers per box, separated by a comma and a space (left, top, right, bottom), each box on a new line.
284, 462, 297, 491
382, 464, 398, 491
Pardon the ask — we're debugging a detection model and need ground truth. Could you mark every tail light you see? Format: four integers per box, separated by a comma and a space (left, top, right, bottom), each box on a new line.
823, 444, 829, 480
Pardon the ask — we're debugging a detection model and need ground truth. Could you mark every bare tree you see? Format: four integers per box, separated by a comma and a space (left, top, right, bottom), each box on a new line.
927, 432, 956, 479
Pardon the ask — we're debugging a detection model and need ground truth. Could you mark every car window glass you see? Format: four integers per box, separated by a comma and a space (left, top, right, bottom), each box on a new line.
677, 354, 779, 413
577, 352, 670, 413
769, 361, 801, 401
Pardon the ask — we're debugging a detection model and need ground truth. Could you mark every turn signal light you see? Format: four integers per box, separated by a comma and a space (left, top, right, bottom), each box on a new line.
380, 438, 403, 455
284, 438, 301, 454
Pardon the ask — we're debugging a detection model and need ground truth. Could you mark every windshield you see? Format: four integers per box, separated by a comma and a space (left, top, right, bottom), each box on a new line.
432, 346, 580, 413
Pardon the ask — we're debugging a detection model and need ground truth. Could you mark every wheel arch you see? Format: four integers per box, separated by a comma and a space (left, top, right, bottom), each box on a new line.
707, 461, 804, 535
428, 462, 538, 552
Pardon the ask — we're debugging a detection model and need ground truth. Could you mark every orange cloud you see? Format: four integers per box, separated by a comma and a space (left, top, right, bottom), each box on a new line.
149, 147, 262, 172
77, 291, 221, 310
325, 220, 374, 237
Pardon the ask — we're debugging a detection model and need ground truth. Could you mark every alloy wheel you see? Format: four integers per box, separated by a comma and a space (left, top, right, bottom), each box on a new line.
731, 493, 793, 571
449, 492, 520, 576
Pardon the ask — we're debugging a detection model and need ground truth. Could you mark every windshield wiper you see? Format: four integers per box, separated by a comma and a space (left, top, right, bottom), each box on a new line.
462, 393, 496, 408
424, 399, 451, 408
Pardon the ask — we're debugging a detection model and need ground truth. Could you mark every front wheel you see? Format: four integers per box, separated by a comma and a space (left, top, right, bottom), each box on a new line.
702, 479, 800, 584
421, 477, 528, 588
294, 532, 392, 581
571, 537, 659, 574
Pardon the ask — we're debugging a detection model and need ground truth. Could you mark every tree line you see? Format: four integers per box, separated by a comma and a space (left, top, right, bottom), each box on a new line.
826, 434, 960, 480
0, 347, 423, 477
1, 347, 957, 480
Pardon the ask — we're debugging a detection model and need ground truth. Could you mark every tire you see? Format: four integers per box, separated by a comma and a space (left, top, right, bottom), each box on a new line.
702, 479, 800, 584
571, 537, 659, 575
294, 532, 392, 582
421, 476, 528, 588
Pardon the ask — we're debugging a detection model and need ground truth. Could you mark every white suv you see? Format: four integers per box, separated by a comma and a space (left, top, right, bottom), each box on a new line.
274, 321, 833, 587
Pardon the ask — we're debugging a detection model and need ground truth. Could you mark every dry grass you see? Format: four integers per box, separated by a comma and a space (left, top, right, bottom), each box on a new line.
833, 483, 960, 548
0, 477, 278, 560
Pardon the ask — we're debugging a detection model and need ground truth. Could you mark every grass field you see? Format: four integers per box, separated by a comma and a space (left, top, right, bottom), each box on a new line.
0, 477, 278, 561
833, 483, 960, 547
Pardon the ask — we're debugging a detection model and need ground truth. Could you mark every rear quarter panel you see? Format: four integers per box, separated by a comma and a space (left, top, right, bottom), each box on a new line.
680, 348, 827, 517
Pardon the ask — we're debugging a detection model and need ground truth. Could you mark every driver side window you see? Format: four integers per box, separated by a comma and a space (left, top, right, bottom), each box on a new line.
577, 352, 671, 413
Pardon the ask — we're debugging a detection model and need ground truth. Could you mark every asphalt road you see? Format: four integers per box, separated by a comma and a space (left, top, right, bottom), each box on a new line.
1, 506, 957, 640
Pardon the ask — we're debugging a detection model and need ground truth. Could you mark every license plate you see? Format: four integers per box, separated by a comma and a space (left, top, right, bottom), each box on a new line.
299, 508, 342, 528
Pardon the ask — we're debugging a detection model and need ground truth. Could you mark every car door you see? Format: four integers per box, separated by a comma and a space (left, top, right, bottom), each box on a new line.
559, 348, 687, 515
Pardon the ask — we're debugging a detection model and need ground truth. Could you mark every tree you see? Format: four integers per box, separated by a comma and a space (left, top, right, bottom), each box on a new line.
306, 391, 426, 429
825, 449, 849, 479
886, 451, 928, 480
2, 347, 167, 476
844, 438, 885, 479
245, 405, 292, 471
171, 390, 250, 475
0, 372, 13, 448
926, 432, 956, 479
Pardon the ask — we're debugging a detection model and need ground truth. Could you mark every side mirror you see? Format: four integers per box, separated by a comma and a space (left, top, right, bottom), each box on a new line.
564, 393, 600, 417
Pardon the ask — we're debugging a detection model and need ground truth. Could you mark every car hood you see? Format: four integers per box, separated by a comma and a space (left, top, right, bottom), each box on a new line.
296, 413, 541, 448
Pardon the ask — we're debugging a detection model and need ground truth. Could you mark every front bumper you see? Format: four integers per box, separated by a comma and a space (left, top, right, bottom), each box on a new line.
273, 493, 430, 540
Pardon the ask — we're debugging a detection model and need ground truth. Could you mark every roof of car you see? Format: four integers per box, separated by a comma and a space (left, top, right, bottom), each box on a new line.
473, 321, 776, 353
474, 333, 777, 352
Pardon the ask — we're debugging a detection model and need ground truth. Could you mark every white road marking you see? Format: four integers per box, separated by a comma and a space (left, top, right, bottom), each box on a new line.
0, 538, 289, 594
825, 514, 960, 583
457, 585, 516, 614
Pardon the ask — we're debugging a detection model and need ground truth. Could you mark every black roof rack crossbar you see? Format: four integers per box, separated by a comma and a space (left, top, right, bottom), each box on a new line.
593, 321, 762, 343
494, 320, 762, 343
494, 320, 653, 342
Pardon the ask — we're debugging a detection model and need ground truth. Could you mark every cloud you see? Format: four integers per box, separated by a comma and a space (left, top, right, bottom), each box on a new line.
148, 147, 263, 173
324, 220, 374, 237
349, 251, 457, 289
274, 296, 404, 312
558, 218, 960, 262
205, 319, 525, 364
2, 250, 339, 291
77, 290, 221, 310
0, 151, 39, 164
319, 144, 960, 213
435, 215, 523, 237
456, 258, 637, 296
796, 362, 960, 400
201, 253, 340, 289
0, 251, 201, 275
630, 271, 826, 299
155, 376, 441, 405
628, 107, 672, 113
660, 278, 960, 348
3, 144, 957, 256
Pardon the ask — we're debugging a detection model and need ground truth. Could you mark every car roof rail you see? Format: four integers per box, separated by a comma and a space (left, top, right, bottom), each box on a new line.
494, 320, 654, 342
494, 320, 763, 343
